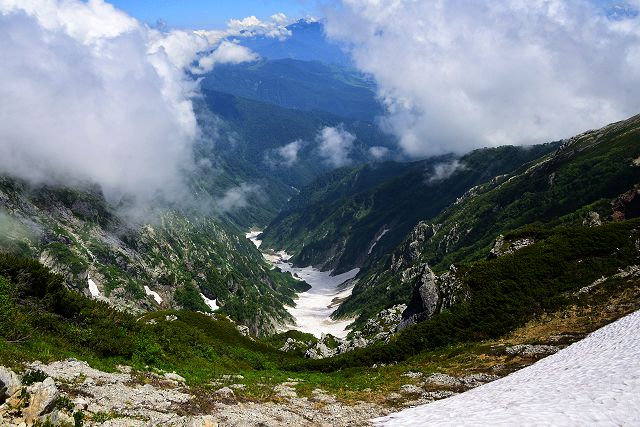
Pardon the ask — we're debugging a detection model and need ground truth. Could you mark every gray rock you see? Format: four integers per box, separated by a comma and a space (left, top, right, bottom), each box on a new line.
399, 384, 424, 395
236, 325, 250, 336
23, 377, 59, 422
489, 235, 535, 258
0, 366, 22, 398
583, 211, 602, 227
215, 387, 235, 399
164, 372, 186, 383
506, 344, 559, 356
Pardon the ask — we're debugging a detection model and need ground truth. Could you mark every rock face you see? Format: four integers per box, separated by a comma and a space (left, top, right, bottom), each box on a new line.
0, 361, 388, 427
399, 264, 466, 330
0, 177, 305, 336
0, 367, 21, 402
612, 184, 640, 221
23, 377, 59, 422
488, 234, 535, 258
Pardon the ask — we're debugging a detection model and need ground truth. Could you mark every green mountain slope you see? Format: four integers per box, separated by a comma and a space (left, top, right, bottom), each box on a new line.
336, 114, 640, 325
199, 89, 396, 191
260, 144, 556, 274
0, 177, 308, 335
201, 59, 381, 121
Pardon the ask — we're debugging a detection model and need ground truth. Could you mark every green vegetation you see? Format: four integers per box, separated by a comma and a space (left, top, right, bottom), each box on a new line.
262, 143, 557, 274
202, 58, 382, 121
337, 114, 640, 323
297, 218, 640, 371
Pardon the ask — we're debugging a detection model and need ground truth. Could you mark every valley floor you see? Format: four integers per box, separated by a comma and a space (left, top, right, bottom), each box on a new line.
375, 310, 640, 426
246, 231, 358, 338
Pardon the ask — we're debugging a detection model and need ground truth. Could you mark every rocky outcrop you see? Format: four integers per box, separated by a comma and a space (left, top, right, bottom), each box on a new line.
583, 211, 602, 227
398, 264, 466, 330
23, 377, 59, 423
301, 305, 408, 359
488, 234, 535, 258
612, 184, 640, 221
0, 367, 21, 403
0, 361, 388, 426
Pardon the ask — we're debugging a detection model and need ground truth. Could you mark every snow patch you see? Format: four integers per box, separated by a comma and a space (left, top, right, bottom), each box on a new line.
200, 293, 219, 311
374, 310, 640, 426
245, 231, 262, 248
87, 276, 100, 298
277, 264, 359, 339
368, 228, 389, 255
144, 286, 163, 304
246, 230, 358, 338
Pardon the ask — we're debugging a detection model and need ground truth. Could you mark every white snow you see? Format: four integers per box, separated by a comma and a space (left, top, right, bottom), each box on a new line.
368, 228, 390, 255
247, 231, 358, 338
245, 231, 262, 248
87, 276, 100, 298
278, 264, 359, 339
374, 310, 640, 426
144, 286, 163, 304
200, 293, 219, 311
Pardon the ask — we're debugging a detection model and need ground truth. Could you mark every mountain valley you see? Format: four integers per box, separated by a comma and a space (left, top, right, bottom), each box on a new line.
1, 5, 640, 426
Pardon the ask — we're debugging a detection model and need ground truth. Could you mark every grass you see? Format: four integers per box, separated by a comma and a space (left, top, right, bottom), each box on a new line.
1, 218, 639, 405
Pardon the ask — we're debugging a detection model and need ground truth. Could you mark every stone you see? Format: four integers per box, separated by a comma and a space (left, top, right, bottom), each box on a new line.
0, 367, 22, 398
215, 387, 235, 399
506, 344, 559, 357
23, 377, 59, 422
399, 384, 424, 395
582, 211, 602, 227
236, 325, 250, 336
164, 372, 186, 383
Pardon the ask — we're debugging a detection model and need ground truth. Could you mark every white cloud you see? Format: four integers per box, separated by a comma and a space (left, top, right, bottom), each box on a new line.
226, 14, 292, 40
0, 0, 266, 219
266, 140, 303, 167
216, 183, 260, 212
427, 160, 465, 184
195, 41, 258, 73
369, 146, 390, 159
316, 126, 356, 167
326, 1, 640, 157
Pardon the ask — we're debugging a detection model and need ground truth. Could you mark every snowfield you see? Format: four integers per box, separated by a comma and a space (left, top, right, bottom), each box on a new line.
247, 231, 358, 338
87, 276, 100, 297
374, 310, 640, 426
144, 285, 163, 304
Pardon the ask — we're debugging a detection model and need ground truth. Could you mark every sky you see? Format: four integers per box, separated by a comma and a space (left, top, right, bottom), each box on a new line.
0, 0, 639, 215
109, 0, 318, 28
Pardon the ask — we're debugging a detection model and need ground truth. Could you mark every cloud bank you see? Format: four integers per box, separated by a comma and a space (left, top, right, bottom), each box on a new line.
265, 140, 303, 167
325, 1, 640, 157
316, 126, 356, 167
0, 0, 283, 216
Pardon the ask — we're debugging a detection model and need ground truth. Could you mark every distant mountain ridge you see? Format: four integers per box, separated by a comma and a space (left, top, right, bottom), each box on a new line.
201, 58, 381, 121
237, 19, 352, 66
260, 143, 558, 274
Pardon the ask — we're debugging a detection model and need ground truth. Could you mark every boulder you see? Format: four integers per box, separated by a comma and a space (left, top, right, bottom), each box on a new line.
214, 387, 235, 399
0, 367, 22, 399
23, 377, 59, 422
164, 372, 186, 383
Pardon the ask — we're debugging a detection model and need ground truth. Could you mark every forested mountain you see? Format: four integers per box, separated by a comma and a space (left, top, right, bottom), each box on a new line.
260, 143, 557, 274
334, 114, 640, 325
202, 59, 381, 121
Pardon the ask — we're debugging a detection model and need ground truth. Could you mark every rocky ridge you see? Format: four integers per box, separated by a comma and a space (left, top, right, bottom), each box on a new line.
0, 178, 303, 335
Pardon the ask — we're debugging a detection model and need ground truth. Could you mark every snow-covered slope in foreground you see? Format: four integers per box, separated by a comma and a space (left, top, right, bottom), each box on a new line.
374, 310, 640, 426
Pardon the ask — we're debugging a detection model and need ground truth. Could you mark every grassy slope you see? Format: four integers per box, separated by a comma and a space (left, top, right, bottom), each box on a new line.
2, 217, 638, 402
261, 144, 557, 274
300, 218, 640, 371
201, 58, 382, 121
337, 114, 640, 323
